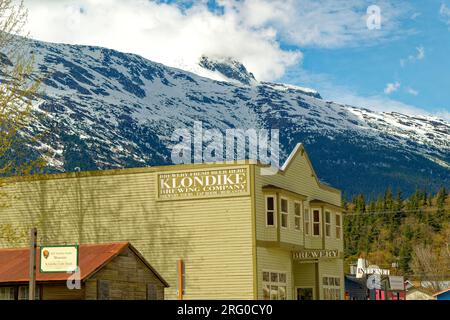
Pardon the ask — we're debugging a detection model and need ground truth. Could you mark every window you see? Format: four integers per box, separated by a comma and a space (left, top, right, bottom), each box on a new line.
280, 198, 288, 228
312, 209, 321, 236
336, 213, 342, 239
262, 271, 287, 300
97, 280, 110, 300
323, 276, 341, 300
0, 287, 14, 300
18, 286, 40, 300
266, 196, 276, 227
294, 202, 302, 231
325, 211, 331, 237
304, 208, 310, 235
147, 283, 158, 300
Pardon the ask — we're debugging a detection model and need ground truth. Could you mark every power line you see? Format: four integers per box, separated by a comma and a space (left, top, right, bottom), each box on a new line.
342, 206, 450, 216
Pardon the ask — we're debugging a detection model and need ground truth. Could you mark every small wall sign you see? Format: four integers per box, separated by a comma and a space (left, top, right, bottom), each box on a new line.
292, 249, 339, 260
39, 245, 79, 273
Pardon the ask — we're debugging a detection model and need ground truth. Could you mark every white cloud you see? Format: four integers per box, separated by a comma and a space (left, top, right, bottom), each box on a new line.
327, 90, 445, 119
400, 46, 425, 67
406, 87, 419, 96
281, 68, 445, 119
23, 0, 301, 81
410, 12, 421, 20
436, 109, 450, 121
22, 0, 411, 81
440, 3, 450, 25
231, 0, 411, 48
384, 82, 401, 94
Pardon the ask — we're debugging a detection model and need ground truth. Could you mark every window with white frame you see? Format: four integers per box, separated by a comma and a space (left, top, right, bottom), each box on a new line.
336, 213, 342, 239
0, 287, 14, 300
266, 196, 276, 227
294, 202, 302, 231
18, 286, 40, 300
322, 276, 341, 300
262, 271, 287, 300
325, 211, 331, 237
304, 208, 310, 235
312, 209, 321, 236
280, 198, 288, 228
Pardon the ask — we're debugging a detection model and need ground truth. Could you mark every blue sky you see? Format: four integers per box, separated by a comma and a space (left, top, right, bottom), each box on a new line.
278, 0, 450, 118
24, 0, 450, 119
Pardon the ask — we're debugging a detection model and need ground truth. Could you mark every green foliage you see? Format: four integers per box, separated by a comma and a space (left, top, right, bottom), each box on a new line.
344, 186, 450, 276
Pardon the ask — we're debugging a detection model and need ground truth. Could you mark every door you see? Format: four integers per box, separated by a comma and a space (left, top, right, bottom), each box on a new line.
296, 288, 314, 300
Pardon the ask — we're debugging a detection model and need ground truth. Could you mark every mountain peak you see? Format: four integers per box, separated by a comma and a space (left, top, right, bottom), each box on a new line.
198, 55, 257, 85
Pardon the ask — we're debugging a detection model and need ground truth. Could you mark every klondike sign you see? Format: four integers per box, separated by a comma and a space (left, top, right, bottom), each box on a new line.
157, 167, 249, 200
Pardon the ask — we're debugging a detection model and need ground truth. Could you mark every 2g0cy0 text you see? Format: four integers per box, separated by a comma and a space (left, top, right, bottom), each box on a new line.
177, 304, 273, 318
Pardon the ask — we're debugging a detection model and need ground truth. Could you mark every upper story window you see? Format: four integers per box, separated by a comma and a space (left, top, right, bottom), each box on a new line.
312, 209, 321, 236
266, 196, 276, 227
280, 198, 288, 228
325, 211, 331, 237
304, 208, 310, 235
294, 202, 302, 231
336, 213, 342, 239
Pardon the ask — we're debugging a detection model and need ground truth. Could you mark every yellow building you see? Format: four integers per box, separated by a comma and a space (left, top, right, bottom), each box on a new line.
0, 143, 344, 300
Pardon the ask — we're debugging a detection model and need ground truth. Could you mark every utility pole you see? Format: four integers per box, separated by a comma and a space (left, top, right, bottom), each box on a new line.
177, 259, 184, 300
29, 228, 37, 300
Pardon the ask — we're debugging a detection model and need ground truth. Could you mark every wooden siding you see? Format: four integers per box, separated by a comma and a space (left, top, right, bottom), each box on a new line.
41, 284, 86, 300
85, 247, 165, 300
318, 259, 345, 300
0, 164, 254, 300
254, 148, 343, 251
256, 247, 293, 300
293, 263, 316, 288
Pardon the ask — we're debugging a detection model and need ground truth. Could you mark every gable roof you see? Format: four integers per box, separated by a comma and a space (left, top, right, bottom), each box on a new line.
406, 287, 435, 296
279, 143, 341, 195
0, 242, 168, 287
433, 288, 450, 297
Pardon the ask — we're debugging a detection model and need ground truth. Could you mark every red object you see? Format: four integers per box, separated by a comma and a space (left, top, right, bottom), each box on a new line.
0, 242, 128, 283
387, 291, 406, 300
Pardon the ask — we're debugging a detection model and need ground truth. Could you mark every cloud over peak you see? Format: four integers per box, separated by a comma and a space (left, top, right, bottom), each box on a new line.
23, 0, 411, 81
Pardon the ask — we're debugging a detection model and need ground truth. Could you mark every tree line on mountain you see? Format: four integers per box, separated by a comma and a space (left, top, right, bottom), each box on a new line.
343, 187, 449, 290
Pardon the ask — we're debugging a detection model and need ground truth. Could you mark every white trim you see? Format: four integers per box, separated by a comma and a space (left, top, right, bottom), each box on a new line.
303, 207, 310, 236
262, 270, 288, 301
324, 210, 332, 238
265, 195, 277, 228
311, 208, 322, 237
335, 212, 342, 240
281, 143, 303, 171
321, 275, 342, 300
280, 197, 289, 229
294, 201, 302, 232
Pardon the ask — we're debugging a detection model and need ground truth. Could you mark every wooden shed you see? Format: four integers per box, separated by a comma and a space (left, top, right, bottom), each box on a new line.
0, 242, 168, 300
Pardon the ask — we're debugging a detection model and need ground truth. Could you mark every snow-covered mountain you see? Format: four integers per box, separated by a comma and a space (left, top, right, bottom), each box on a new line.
5, 38, 450, 196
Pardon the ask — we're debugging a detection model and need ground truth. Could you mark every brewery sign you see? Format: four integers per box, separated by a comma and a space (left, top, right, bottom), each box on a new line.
157, 167, 249, 200
292, 249, 339, 260
40, 245, 79, 273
